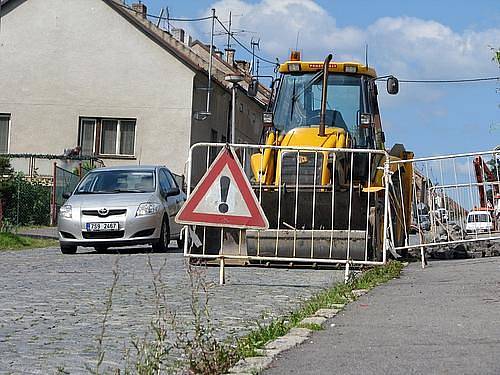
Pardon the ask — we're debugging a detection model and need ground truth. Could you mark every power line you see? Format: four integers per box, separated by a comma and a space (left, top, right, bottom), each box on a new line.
215, 17, 279, 66
400, 77, 499, 83
378, 76, 499, 83
114, 2, 213, 22
115, 2, 279, 66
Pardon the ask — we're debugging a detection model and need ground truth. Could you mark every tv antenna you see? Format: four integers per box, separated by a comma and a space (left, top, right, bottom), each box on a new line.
251, 38, 260, 75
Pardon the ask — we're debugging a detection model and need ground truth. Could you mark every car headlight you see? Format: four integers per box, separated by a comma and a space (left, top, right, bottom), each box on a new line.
59, 205, 72, 219
136, 202, 160, 216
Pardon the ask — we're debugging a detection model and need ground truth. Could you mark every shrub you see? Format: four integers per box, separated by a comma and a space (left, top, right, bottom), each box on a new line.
1, 174, 51, 226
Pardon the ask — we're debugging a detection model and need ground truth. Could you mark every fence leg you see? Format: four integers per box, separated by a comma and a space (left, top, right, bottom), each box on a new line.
16, 178, 20, 228
418, 229, 426, 269
344, 261, 350, 284
420, 246, 426, 268
50, 162, 57, 226
219, 257, 225, 285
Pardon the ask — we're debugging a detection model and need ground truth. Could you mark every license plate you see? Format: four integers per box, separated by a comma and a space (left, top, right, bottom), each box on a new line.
86, 222, 119, 232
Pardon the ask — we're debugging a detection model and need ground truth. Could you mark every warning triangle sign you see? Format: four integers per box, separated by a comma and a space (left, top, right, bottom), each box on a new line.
175, 147, 269, 230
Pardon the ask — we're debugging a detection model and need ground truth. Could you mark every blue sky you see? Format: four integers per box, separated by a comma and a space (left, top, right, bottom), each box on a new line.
142, 0, 499, 157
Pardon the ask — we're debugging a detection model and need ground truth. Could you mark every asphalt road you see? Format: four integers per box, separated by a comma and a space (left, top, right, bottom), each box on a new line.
264, 258, 500, 375
0, 245, 342, 374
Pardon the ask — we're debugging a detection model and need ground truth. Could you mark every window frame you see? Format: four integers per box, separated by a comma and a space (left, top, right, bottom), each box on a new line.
78, 117, 137, 158
0, 113, 11, 154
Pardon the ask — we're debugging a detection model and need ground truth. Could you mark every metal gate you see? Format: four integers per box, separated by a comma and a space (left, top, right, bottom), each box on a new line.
386, 149, 500, 261
181, 142, 392, 280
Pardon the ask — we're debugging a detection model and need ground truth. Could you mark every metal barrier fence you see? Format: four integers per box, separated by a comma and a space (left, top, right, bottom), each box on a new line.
182, 143, 392, 281
387, 149, 500, 264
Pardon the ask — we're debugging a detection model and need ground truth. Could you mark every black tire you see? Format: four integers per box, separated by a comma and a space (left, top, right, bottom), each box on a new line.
60, 244, 77, 254
94, 245, 108, 253
152, 218, 170, 252
176, 238, 184, 249
177, 235, 192, 250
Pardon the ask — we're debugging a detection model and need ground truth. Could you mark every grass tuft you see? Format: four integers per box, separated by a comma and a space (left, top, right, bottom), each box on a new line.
0, 232, 57, 251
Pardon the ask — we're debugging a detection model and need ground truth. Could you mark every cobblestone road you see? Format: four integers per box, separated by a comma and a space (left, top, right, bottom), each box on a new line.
0, 245, 342, 374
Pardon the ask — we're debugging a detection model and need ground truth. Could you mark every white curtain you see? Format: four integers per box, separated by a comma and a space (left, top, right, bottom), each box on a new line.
101, 120, 118, 154
0, 116, 9, 153
80, 119, 95, 155
119, 120, 135, 155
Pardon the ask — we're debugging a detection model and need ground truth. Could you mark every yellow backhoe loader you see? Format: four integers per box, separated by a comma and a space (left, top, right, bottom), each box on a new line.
246, 52, 414, 261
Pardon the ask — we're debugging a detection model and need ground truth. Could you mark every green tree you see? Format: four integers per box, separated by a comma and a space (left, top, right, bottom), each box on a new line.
492, 47, 500, 65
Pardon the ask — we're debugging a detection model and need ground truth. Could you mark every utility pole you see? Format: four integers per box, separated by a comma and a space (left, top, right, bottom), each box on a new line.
225, 75, 244, 143
166, 7, 170, 33
226, 11, 232, 50
205, 8, 216, 115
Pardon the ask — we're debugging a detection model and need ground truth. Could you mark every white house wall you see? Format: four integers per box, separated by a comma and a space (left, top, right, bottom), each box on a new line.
0, 0, 195, 174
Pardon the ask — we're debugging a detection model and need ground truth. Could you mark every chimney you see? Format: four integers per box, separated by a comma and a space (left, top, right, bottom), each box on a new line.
225, 48, 235, 66
131, 2, 147, 19
214, 50, 223, 60
172, 27, 185, 44
235, 60, 250, 73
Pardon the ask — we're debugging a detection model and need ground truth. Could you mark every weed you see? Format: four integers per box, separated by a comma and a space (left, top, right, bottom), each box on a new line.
56, 366, 69, 374
170, 263, 239, 374
126, 257, 174, 374
86, 258, 120, 375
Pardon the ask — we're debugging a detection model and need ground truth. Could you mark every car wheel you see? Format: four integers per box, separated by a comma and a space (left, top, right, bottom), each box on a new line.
60, 244, 77, 254
177, 236, 192, 250
94, 245, 108, 253
153, 218, 170, 252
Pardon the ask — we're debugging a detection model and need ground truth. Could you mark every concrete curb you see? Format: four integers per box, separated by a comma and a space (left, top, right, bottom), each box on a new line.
17, 232, 58, 240
16, 227, 58, 240
227, 301, 357, 374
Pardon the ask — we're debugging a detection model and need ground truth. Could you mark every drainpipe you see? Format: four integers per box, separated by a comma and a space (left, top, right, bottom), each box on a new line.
319, 54, 333, 137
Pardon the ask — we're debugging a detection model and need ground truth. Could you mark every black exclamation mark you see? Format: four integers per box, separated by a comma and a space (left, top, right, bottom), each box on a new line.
218, 176, 230, 213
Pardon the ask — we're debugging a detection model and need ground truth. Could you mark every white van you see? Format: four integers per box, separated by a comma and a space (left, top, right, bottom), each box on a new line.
466, 211, 494, 234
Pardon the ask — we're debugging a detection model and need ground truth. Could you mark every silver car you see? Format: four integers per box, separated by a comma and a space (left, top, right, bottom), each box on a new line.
57, 166, 186, 254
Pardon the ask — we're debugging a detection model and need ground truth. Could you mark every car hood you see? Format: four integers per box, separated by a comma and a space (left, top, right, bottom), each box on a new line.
66, 192, 157, 208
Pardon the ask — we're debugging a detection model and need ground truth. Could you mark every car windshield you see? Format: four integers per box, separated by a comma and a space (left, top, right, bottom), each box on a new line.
274, 73, 366, 145
468, 214, 491, 223
75, 170, 155, 194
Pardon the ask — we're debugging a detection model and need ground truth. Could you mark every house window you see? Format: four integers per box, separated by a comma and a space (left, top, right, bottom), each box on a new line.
80, 119, 96, 155
79, 117, 136, 157
0, 114, 10, 154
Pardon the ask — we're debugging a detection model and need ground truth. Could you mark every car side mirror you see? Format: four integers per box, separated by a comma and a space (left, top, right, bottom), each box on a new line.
62, 192, 72, 199
165, 187, 180, 197
387, 76, 399, 95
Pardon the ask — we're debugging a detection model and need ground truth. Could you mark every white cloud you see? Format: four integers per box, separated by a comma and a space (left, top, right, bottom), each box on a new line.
202, 0, 500, 79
